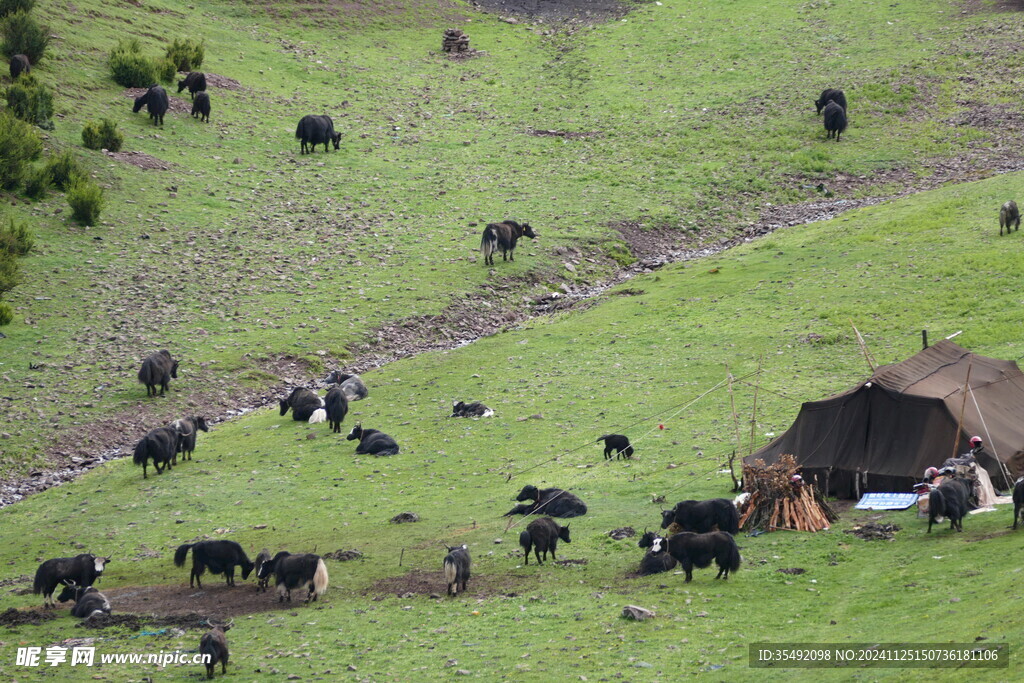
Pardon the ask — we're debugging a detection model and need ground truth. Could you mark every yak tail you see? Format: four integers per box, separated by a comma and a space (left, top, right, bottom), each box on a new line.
929, 489, 946, 517
518, 529, 531, 551
132, 438, 148, 465
313, 559, 329, 597
724, 505, 741, 535
596, 435, 611, 443
443, 557, 458, 592
309, 408, 327, 424
174, 543, 193, 568
480, 229, 496, 261
727, 542, 741, 573
32, 566, 46, 595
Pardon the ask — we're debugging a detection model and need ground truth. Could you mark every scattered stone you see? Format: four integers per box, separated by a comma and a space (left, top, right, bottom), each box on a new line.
608, 527, 636, 540
844, 523, 900, 541
777, 567, 806, 575
322, 549, 362, 561
390, 512, 419, 524
621, 605, 655, 621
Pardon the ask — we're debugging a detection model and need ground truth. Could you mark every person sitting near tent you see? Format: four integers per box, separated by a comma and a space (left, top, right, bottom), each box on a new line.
942, 436, 984, 470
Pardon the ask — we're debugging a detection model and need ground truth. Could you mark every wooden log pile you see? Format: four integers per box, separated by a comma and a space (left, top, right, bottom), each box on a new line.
739, 454, 838, 532
442, 28, 470, 54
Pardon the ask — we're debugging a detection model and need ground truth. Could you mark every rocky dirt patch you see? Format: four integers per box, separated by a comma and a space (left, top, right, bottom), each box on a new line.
0, 607, 58, 628
526, 127, 602, 139
104, 150, 172, 171
844, 523, 901, 541
365, 569, 524, 599
473, 0, 643, 23
102, 584, 302, 619
204, 72, 243, 90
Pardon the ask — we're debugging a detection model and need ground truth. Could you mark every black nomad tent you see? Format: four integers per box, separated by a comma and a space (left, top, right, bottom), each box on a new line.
745, 340, 1024, 498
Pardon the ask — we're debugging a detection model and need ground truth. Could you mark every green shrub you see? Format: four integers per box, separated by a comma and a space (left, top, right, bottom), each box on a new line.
5, 74, 53, 129
0, 110, 41, 190
81, 118, 123, 152
21, 164, 49, 199
0, 216, 33, 255
0, 301, 12, 326
0, 0, 34, 18
109, 39, 155, 88
165, 37, 204, 72
45, 150, 82, 192
0, 249, 18, 294
153, 57, 176, 84
66, 174, 103, 226
0, 10, 48, 63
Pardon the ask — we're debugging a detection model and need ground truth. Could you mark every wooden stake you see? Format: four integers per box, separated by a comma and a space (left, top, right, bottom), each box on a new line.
726, 366, 743, 491
850, 320, 877, 372
747, 355, 763, 457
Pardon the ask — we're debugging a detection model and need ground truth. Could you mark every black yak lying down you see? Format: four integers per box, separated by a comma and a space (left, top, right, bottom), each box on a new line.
503, 484, 588, 518
347, 424, 399, 455
519, 517, 571, 565
326, 370, 369, 401
56, 583, 112, 619
637, 530, 677, 575
452, 400, 494, 418
649, 531, 740, 582
662, 498, 739, 534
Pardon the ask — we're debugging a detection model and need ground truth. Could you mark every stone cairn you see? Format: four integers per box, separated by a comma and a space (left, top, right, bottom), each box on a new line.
442, 28, 470, 54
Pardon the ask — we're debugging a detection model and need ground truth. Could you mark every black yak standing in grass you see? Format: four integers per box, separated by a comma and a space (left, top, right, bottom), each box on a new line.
256, 551, 329, 603
9, 54, 30, 79
480, 220, 538, 266
597, 434, 633, 460
519, 517, 571, 565
814, 88, 847, 115
170, 415, 209, 462
133, 425, 181, 478
254, 549, 272, 592
174, 540, 254, 588
928, 478, 970, 533
33, 554, 110, 608
191, 91, 211, 122
177, 71, 207, 100
132, 85, 169, 126
199, 620, 232, 679
322, 385, 348, 433
823, 100, 847, 141
661, 498, 740, 535
649, 531, 740, 582
296, 114, 341, 154
503, 484, 588, 518
1000, 201, 1019, 236
138, 349, 178, 396
1013, 478, 1024, 530
443, 545, 471, 596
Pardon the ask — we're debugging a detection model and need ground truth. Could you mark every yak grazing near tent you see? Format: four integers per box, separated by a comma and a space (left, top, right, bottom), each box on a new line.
745, 341, 1024, 497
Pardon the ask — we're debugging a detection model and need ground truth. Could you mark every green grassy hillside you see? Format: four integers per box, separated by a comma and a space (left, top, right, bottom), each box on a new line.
3, 0, 1024, 472
2, 0, 1024, 679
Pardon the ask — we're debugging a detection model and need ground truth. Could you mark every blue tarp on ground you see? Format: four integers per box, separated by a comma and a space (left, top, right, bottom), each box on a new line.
855, 493, 919, 510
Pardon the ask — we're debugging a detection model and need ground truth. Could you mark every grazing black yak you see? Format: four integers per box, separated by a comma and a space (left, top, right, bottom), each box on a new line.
56, 583, 112, 619
662, 498, 740, 535
200, 620, 232, 679
1000, 200, 1019, 236
451, 400, 494, 418
138, 349, 179, 397
133, 425, 182, 478
170, 415, 209, 462
519, 517, 571, 565
174, 540, 254, 588
33, 554, 110, 608
347, 423, 399, 455
1014, 478, 1024, 530
177, 71, 207, 100
815, 88, 847, 115
504, 484, 588, 518
480, 220, 538, 266
637, 530, 678, 575
9, 54, 30, 79
279, 387, 324, 422
254, 548, 272, 592
443, 544, 471, 596
649, 531, 740, 582
132, 85, 169, 126
296, 114, 341, 154
823, 100, 847, 141
928, 478, 970, 533
597, 434, 633, 460
191, 91, 211, 122
256, 551, 329, 603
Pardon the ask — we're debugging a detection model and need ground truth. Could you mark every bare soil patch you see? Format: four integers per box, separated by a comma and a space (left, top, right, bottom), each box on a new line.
104, 150, 172, 171
204, 72, 242, 90
843, 523, 901, 541
0, 607, 58, 628
364, 569, 524, 599
526, 127, 602, 139
960, 0, 1024, 14
473, 0, 643, 23
102, 583, 302, 619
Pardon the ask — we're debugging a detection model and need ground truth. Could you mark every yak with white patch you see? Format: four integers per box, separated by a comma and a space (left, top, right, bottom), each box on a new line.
56, 583, 112, 619
174, 540, 254, 588
325, 370, 369, 401
451, 400, 493, 418
254, 548, 272, 592
33, 554, 110, 608
279, 387, 324, 422
296, 114, 341, 154
480, 220, 537, 266
170, 415, 209, 462
637, 530, 678, 575
648, 531, 740, 582
347, 423, 399, 455
256, 551, 329, 603
443, 545, 471, 596
503, 484, 587, 518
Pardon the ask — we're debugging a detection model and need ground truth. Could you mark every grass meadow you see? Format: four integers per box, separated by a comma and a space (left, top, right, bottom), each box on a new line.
1, 0, 1024, 680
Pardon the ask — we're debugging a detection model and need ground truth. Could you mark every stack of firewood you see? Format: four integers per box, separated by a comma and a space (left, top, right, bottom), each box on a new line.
739, 454, 838, 532
442, 28, 470, 53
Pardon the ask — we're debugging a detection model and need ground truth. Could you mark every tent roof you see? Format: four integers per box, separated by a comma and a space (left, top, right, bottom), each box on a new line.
869, 339, 1021, 398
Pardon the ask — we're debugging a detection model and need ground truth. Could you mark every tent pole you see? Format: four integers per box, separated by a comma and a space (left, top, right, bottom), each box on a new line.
747, 355, 763, 458
951, 362, 973, 463
726, 367, 742, 492
850, 321, 876, 372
